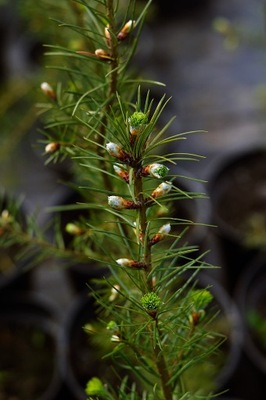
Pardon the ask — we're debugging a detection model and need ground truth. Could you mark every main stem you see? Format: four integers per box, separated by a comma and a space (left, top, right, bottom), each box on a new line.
134, 170, 173, 400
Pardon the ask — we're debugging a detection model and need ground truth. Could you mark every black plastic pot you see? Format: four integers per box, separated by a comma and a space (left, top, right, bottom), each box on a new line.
206, 147, 266, 292
0, 293, 63, 400
235, 254, 266, 377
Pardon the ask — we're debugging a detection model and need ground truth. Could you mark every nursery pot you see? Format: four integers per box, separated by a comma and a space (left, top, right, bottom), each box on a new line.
0, 293, 63, 400
235, 254, 266, 378
206, 147, 266, 291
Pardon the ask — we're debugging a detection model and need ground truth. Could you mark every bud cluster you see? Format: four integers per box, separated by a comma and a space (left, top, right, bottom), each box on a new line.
141, 292, 161, 318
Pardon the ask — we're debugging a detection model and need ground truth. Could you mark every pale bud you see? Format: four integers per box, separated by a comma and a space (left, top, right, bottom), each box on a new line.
113, 165, 129, 183
149, 223, 171, 246
1, 209, 10, 222
45, 142, 60, 154
109, 285, 120, 302
106, 142, 132, 163
116, 258, 146, 269
159, 223, 171, 235
108, 196, 139, 210
65, 223, 84, 236
117, 20, 136, 41
95, 48, 113, 61
104, 24, 111, 46
40, 82, 56, 101
151, 182, 172, 198
111, 334, 121, 342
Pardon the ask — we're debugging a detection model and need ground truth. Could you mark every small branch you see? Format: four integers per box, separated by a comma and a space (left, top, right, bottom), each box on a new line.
96, 0, 119, 193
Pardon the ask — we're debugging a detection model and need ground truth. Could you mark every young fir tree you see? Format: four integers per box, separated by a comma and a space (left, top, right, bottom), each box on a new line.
0, 1, 226, 399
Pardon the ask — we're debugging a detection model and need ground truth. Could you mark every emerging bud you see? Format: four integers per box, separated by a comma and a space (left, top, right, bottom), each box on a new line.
45, 142, 60, 154
190, 289, 213, 312
85, 377, 105, 397
113, 165, 129, 183
108, 284, 120, 302
106, 142, 132, 164
117, 20, 136, 41
106, 320, 119, 334
95, 48, 113, 61
128, 111, 148, 136
108, 196, 140, 210
141, 292, 161, 318
40, 82, 56, 101
116, 258, 146, 269
151, 182, 172, 198
65, 223, 84, 236
142, 163, 169, 179
149, 223, 171, 246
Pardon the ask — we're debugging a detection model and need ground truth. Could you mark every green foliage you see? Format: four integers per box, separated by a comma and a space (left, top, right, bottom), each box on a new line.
0, 1, 227, 399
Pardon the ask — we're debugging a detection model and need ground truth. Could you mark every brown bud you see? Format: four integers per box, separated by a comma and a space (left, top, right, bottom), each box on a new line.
45, 142, 60, 154
95, 48, 113, 61
40, 82, 57, 101
117, 20, 136, 41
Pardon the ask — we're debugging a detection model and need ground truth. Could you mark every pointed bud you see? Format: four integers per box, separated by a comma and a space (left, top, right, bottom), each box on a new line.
95, 48, 113, 61
111, 334, 121, 342
133, 221, 144, 243
45, 142, 60, 154
142, 163, 169, 179
113, 165, 129, 183
104, 24, 111, 47
149, 223, 171, 246
65, 223, 84, 236
116, 258, 146, 269
40, 82, 56, 101
151, 182, 172, 198
106, 142, 132, 164
189, 310, 205, 326
117, 20, 136, 41
108, 285, 120, 302
108, 196, 140, 210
